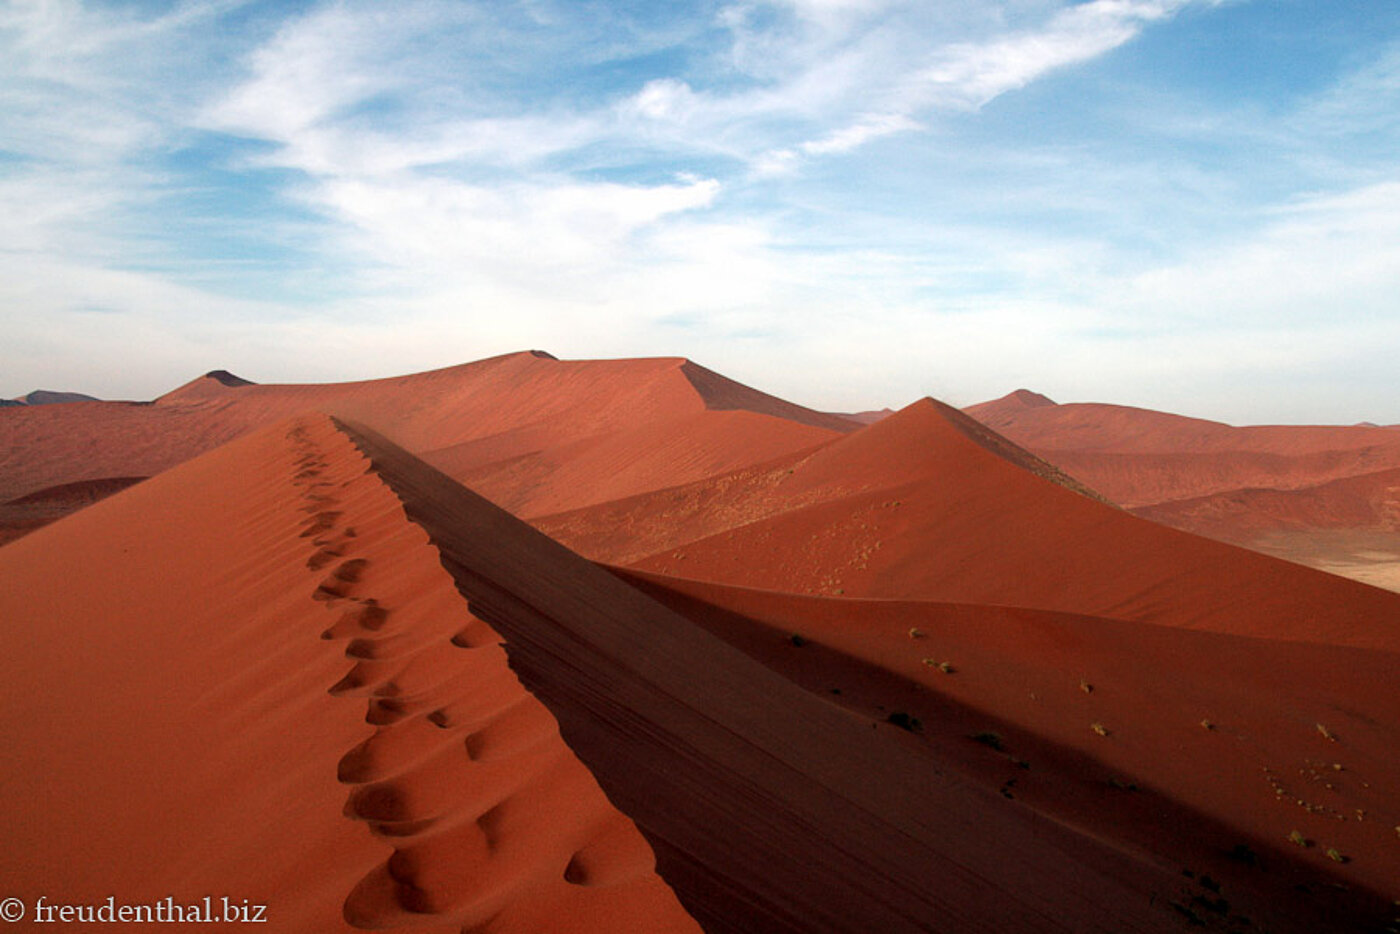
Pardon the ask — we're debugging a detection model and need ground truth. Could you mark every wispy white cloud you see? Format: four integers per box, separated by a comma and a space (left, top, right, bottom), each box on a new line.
314, 174, 722, 277
664, 0, 1211, 173
200, 2, 434, 142
799, 113, 921, 155
622, 78, 703, 123
4, 0, 1398, 425
901, 0, 1186, 112
1, 0, 242, 152
1294, 40, 1400, 138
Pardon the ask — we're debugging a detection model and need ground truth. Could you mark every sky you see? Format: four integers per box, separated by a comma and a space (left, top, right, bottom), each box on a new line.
2, 0, 1399, 424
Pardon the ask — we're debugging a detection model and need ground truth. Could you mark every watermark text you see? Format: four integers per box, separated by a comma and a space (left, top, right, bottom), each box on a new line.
0, 896, 267, 924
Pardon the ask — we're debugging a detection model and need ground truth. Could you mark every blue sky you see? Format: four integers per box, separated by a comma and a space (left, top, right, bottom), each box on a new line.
3, 0, 1399, 423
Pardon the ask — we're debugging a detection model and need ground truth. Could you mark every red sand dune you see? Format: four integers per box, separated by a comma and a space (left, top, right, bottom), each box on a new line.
2, 412, 1395, 931
0, 352, 854, 538
965, 388, 1058, 420
963, 390, 1400, 588
964, 389, 1400, 511
154, 368, 254, 403
448, 406, 839, 518
619, 569, 1400, 928
1136, 467, 1400, 540
10, 389, 101, 405
4, 355, 1400, 932
0, 416, 700, 933
832, 407, 895, 424
548, 398, 1400, 647
0, 476, 147, 547
534, 397, 1103, 566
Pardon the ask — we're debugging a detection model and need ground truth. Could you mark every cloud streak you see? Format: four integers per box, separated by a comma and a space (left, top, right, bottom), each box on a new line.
2, 0, 1398, 424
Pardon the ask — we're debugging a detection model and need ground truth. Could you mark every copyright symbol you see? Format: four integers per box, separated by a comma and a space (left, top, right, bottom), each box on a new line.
0, 898, 23, 922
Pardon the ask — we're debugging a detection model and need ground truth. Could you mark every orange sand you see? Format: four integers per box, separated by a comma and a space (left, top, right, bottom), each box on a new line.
0, 416, 698, 933
2, 354, 1398, 932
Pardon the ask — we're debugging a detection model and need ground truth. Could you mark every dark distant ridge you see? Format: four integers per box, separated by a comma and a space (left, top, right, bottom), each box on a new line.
154, 369, 256, 404
6, 476, 146, 506
204, 370, 254, 388
678, 360, 860, 432
10, 390, 100, 406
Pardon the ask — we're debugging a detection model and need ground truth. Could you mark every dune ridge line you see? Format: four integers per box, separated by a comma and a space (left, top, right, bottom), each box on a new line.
328, 415, 1254, 934
286, 417, 702, 932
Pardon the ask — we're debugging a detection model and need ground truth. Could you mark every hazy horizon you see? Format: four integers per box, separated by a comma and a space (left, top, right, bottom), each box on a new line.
3, 1, 1399, 424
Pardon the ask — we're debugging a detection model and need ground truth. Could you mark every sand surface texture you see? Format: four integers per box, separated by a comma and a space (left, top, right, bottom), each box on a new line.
2, 354, 1398, 932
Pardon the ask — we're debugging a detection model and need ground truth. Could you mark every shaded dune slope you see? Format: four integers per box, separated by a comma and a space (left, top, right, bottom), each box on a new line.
675, 360, 858, 432
4, 475, 147, 505
0, 415, 698, 933
615, 570, 1400, 925
337, 419, 1241, 934
0, 476, 148, 547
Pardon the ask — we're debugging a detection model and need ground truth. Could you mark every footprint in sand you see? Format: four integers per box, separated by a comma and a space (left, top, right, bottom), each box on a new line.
345, 637, 388, 660
298, 495, 339, 513
300, 511, 343, 538
450, 616, 497, 649
563, 814, 658, 887
320, 600, 390, 640
344, 781, 438, 839
345, 781, 412, 822
313, 558, 370, 602
306, 546, 344, 571
365, 696, 411, 726
311, 527, 356, 548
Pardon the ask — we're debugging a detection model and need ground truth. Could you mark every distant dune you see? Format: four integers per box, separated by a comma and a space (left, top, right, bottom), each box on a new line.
964, 389, 1400, 590
962, 388, 1056, 420
964, 390, 1400, 506
616, 397, 1400, 645
0, 352, 855, 542
7, 389, 100, 405
830, 407, 895, 424
1134, 467, 1400, 537
155, 368, 256, 403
